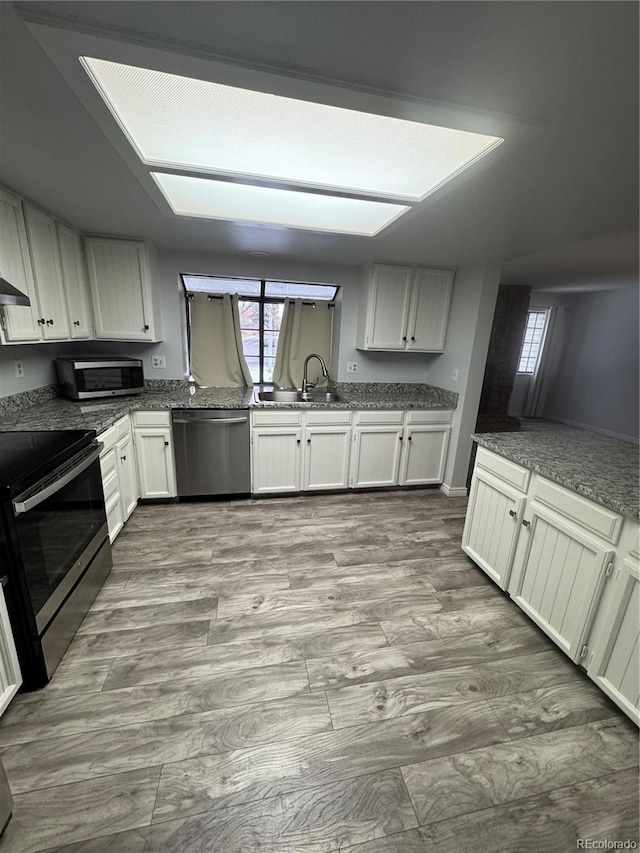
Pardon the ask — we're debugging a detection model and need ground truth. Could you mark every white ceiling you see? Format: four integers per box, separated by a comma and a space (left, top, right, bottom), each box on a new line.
0, 1, 638, 285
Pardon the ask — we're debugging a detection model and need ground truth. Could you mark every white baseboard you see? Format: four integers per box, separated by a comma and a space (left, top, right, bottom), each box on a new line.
544, 415, 639, 444
439, 483, 468, 498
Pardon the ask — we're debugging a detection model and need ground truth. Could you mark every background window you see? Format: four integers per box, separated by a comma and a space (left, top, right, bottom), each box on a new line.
518, 309, 549, 374
182, 275, 337, 383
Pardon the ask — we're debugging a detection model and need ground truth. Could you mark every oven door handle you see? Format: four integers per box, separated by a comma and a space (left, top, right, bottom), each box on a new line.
12, 444, 103, 516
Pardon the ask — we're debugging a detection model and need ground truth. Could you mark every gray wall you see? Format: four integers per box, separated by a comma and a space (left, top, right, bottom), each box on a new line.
543, 285, 639, 440
0, 342, 70, 396
426, 261, 502, 491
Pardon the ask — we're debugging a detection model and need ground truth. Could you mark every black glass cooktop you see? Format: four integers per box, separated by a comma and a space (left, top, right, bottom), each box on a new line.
0, 430, 95, 497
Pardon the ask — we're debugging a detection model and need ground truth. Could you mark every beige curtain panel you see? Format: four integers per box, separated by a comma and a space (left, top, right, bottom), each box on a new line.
189, 292, 253, 387
273, 298, 333, 389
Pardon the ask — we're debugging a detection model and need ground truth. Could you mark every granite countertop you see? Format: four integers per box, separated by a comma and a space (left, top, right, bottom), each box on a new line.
473, 429, 639, 521
0, 382, 457, 435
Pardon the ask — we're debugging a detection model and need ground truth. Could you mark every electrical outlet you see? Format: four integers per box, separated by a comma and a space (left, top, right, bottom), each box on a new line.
451, 368, 459, 382
14, 360, 24, 379
347, 361, 358, 374
151, 355, 166, 369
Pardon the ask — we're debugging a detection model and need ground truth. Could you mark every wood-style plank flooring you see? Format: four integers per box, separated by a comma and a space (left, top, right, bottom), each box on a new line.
0, 489, 637, 852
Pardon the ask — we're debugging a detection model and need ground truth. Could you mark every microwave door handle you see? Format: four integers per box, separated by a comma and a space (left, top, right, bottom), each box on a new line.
12, 444, 103, 516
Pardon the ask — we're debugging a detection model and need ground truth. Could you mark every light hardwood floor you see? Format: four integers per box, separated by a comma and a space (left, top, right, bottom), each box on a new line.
0, 489, 637, 852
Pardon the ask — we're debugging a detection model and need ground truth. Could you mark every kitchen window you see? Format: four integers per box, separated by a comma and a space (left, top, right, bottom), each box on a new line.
181, 276, 337, 384
517, 309, 549, 374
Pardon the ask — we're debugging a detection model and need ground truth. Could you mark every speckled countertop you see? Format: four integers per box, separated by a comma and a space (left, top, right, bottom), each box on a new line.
0, 382, 457, 435
473, 430, 639, 520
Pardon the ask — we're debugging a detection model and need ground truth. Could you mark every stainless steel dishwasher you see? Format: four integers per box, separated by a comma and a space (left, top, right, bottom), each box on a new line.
171, 409, 251, 497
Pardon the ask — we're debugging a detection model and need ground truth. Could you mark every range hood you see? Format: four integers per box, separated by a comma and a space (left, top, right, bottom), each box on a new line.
0, 278, 31, 307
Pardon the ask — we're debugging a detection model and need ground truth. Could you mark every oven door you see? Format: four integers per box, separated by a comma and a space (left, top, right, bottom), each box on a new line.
73, 361, 144, 399
12, 445, 107, 633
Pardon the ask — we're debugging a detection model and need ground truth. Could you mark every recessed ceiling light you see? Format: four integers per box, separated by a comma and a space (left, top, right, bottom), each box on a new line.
151, 173, 409, 236
81, 56, 503, 202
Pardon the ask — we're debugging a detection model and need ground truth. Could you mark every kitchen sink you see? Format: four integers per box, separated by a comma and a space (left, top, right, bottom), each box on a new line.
257, 389, 343, 404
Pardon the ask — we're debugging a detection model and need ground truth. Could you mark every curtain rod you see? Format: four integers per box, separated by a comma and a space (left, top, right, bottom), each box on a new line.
186, 293, 334, 307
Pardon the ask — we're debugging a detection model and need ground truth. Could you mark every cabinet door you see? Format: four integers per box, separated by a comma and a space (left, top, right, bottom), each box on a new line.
0, 189, 41, 341
23, 205, 70, 340
399, 425, 450, 486
509, 502, 613, 662
587, 551, 640, 725
116, 434, 138, 520
252, 428, 302, 494
57, 222, 93, 339
351, 426, 403, 488
462, 468, 525, 590
0, 583, 22, 716
134, 428, 177, 499
365, 265, 412, 350
86, 239, 154, 341
303, 426, 352, 491
407, 268, 453, 352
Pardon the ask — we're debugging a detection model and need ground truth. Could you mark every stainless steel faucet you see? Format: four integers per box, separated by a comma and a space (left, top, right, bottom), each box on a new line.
302, 353, 329, 395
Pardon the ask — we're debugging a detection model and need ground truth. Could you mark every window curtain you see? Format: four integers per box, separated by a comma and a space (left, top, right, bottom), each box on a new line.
524, 306, 564, 416
189, 292, 253, 387
273, 298, 332, 389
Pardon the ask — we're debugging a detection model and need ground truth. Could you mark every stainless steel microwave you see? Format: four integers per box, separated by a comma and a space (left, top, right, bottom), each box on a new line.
55, 357, 144, 400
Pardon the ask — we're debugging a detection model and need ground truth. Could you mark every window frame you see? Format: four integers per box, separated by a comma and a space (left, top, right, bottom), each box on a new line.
517, 308, 550, 376
180, 275, 337, 385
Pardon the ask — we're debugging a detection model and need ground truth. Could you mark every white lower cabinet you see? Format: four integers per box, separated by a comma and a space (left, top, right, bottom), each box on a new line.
466, 446, 639, 725
303, 422, 352, 491
0, 583, 22, 716
132, 411, 177, 500
98, 415, 139, 543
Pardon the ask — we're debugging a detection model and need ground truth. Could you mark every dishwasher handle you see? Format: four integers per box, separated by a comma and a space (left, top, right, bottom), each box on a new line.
172, 417, 248, 425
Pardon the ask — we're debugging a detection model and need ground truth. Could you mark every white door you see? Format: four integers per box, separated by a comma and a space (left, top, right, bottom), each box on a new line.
587, 551, 640, 725
116, 433, 138, 520
462, 468, 525, 590
303, 426, 352, 491
509, 502, 613, 662
252, 428, 302, 494
134, 428, 177, 499
0, 581, 22, 716
57, 222, 93, 339
85, 238, 150, 341
365, 265, 412, 350
351, 426, 403, 488
0, 188, 41, 341
407, 267, 454, 352
23, 205, 70, 340
399, 425, 450, 486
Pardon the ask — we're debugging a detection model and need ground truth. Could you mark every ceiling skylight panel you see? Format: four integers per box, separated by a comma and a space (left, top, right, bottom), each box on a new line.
151, 173, 409, 236
81, 57, 503, 201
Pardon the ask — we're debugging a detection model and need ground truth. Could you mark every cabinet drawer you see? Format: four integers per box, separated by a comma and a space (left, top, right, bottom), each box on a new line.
99, 446, 117, 479
98, 424, 118, 454
476, 447, 530, 493
115, 414, 130, 439
252, 409, 302, 427
305, 409, 352, 426
355, 410, 404, 425
133, 410, 171, 428
530, 475, 623, 545
406, 409, 453, 425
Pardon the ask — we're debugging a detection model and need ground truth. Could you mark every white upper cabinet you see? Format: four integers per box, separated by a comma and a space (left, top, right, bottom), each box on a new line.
85, 238, 162, 342
357, 264, 454, 352
0, 188, 41, 342
23, 204, 70, 340
57, 222, 93, 339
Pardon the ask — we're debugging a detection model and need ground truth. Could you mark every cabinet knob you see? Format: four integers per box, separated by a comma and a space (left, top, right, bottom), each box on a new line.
408, 435, 412, 441
296, 439, 301, 444
522, 519, 530, 527
164, 441, 169, 446
46, 319, 54, 325
143, 324, 150, 331
73, 320, 80, 326
38, 318, 45, 325
399, 435, 403, 441
402, 336, 407, 342
120, 455, 126, 461
411, 336, 416, 342
509, 509, 517, 518
307, 438, 311, 444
